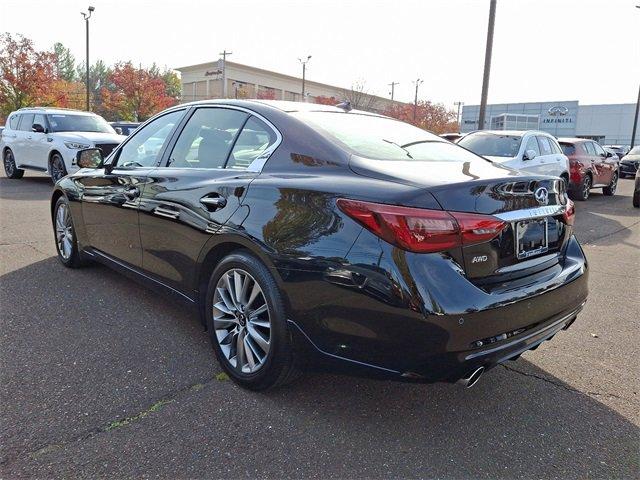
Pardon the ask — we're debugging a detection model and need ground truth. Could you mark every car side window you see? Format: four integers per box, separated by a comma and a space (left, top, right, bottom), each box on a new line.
227, 117, 278, 170
584, 142, 596, 155
9, 114, 20, 130
167, 107, 248, 169
18, 113, 34, 132
523, 136, 540, 157
549, 138, 562, 154
115, 110, 184, 168
33, 114, 46, 131
537, 136, 552, 155
592, 142, 606, 157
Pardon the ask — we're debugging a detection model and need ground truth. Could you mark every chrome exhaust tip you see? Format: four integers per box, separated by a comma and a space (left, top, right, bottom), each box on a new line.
458, 366, 485, 388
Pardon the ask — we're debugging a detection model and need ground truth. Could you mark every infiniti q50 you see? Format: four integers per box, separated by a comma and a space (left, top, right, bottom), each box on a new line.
49, 100, 588, 390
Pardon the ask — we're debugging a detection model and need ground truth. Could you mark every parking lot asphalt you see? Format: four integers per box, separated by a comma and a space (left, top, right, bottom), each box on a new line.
0, 171, 638, 479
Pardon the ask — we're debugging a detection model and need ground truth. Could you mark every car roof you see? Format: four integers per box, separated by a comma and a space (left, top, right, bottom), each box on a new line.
176, 99, 386, 117
16, 107, 97, 116
465, 129, 552, 137
557, 137, 590, 144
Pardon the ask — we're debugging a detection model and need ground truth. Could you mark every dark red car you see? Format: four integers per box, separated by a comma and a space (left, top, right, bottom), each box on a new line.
558, 138, 619, 201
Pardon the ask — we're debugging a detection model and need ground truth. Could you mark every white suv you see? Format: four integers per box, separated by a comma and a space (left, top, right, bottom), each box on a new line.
1, 108, 125, 182
458, 130, 570, 183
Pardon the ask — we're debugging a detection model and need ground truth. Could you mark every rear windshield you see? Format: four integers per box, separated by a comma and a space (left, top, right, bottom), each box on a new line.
457, 132, 522, 158
293, 111, 487, 163
559, 143, 575, 155
47, 114, 114, 133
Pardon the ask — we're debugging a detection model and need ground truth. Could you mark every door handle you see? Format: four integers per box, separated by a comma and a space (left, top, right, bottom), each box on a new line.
200, 195, 227, 210
123, 186, 140, 200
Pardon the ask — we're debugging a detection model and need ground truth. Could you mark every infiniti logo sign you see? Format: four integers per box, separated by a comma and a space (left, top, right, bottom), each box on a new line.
548, 106, 569, 116
534, 187, 549, 205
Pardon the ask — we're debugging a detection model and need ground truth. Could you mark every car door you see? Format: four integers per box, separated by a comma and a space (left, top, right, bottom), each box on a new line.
30, 113, 50, 169
591, 142, 612, 185
13, 113, 34, 167
583, 141, 601, 184
520, 135, 542, 173
536, 135, 558, 176
139, 106, 280, 293
75, 109, 186, 267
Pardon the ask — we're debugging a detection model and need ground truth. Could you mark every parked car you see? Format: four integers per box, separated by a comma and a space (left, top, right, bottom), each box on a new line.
1, 107, 125, 182
602, 145, 629, 160
439, 132, 463, 143
633, 168, 640, 208
558, 138, 620, 201
51, 100, 587, 391
619, 146, 640, 178
109, 121, 140, 136
457, 130, 570, 183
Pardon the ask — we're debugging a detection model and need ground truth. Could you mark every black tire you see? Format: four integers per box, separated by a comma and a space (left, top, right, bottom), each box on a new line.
574, 174, 591, 201
205, 251, 301, 391
50, 153, 68, 183
602, 171, 618, 196
53, 196, 85, 268
3, 149, 24, 179
633, 187, 640, 208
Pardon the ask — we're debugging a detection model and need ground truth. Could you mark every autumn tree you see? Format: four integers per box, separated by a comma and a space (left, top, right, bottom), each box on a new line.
384, 100, 458, 134
0, 33, 57, 116
101, 62, 178, 121
257, 89, 277, 100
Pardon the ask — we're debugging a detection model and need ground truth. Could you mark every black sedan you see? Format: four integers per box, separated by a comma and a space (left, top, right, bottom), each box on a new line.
50, 100, 588, 390
619, 146, 640, 178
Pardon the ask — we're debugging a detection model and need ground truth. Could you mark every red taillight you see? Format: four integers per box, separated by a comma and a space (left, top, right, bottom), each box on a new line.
337, 199, 507, 253
562, 199, 575, 226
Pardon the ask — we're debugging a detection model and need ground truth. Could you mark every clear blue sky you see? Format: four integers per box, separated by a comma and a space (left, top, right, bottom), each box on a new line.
2, 0, 639, 108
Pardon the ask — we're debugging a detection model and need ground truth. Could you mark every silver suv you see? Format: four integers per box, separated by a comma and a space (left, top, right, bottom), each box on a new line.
1, 107, 125, 182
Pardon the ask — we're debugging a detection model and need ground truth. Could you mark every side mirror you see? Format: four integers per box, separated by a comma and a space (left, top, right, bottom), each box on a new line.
114, 126, 123, 135
32, 123, 46, 133
523, 149, 537, 161
605, 151, 613, 158
76, 148, 104, 169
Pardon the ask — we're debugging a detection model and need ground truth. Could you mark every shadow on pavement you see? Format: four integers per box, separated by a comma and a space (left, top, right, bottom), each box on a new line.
1, 257, 638, 478
0, 176, 53, 202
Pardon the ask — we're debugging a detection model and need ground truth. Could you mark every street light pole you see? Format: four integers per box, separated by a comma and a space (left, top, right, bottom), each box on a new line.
413, 78, 423, 121
298, 56, 311, 101
454, 101, 464, 128
388, 81, 399, 101
219, 50, 232, 98
81, 6, 95, 111
477, 0, 497, 130
631, 82, 640, 148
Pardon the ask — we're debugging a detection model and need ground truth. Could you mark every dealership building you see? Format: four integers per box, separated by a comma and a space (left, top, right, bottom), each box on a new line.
175, 60, 396, 113
461, 101, 639, 146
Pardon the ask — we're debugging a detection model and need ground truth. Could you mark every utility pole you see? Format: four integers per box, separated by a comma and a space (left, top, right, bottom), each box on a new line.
477, 0, 497, 130
631, 82, 640, 148
298, 56, 312, 101
454, 101, 464, 128
388, 81, 399, 101
413, 78, 423, 121
81, 6, 95, 111
219, 50, 232, 98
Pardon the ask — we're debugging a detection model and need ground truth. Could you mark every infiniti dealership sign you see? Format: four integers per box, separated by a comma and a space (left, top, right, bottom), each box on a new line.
543, 105, 574, 124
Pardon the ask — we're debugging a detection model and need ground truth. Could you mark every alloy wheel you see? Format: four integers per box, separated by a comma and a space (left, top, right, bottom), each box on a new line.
582, 177, 591, 200
51, 156, 66, 182
4, 151, 15, 176
609, 173, 618, 193
213, 268, 271, 374
55, 203, 74, 260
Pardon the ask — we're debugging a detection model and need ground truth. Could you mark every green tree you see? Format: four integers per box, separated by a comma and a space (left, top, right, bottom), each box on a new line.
53, 42, 76, 81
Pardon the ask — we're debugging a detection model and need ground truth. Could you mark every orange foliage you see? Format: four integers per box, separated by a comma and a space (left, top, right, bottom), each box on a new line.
384, 101, 458, 134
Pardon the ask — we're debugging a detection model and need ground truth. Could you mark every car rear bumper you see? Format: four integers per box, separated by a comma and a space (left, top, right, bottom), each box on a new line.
284, 232, 588, 383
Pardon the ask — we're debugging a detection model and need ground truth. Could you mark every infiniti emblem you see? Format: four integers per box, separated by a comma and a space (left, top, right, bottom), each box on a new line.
534, 187, 549, 205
